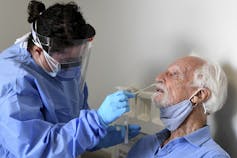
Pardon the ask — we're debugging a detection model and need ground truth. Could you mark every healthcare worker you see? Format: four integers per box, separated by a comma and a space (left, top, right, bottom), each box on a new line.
0, 1, 141, 158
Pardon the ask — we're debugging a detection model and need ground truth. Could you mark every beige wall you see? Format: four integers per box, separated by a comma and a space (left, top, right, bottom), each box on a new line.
0, 0, 73, 50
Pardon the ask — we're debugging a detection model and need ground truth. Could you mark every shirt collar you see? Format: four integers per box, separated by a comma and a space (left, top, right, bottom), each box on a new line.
183, 126, 212, 147
155, 128, 171, 145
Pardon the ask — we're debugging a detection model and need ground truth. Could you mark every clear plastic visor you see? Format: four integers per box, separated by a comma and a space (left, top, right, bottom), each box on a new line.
34, 32, 92, 69
31, 22, 93, 92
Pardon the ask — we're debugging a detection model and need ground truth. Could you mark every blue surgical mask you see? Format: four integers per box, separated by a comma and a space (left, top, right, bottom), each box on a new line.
160, 100, 193, 131
159, 89, 203, 131
56, 66, 81, 81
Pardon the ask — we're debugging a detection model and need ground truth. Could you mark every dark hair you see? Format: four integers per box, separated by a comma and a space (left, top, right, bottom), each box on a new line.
27, 0, 95, 52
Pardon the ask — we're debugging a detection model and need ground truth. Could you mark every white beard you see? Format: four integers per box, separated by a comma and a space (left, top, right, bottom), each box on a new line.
151, 91, 169, 108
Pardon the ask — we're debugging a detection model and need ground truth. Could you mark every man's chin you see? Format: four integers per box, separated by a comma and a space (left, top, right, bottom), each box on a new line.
151, 93, 169, 108
152, 99, 168, 108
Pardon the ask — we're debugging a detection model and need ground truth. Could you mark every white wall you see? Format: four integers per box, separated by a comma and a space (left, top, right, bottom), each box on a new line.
1, 0, 236, 157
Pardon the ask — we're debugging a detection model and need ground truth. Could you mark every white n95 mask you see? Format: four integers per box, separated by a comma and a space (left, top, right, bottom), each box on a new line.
39, 49, 61, 77
31, 23, 60, 77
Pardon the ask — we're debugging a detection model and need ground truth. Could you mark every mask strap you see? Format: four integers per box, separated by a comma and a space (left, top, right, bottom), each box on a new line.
202, 103, 208, 114
31, 22, 44, 49
31, 21, 50, 47
189, 88, 204, 108
189, 88, 209, 114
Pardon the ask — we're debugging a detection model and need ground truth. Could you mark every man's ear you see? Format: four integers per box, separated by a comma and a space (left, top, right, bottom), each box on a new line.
191, 88, 211, 105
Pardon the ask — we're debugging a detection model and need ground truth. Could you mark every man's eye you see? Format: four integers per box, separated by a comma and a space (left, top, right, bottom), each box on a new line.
171, 72, 178, 76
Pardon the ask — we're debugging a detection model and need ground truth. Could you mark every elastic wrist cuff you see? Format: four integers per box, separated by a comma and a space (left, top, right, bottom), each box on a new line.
96, 111, 109, 128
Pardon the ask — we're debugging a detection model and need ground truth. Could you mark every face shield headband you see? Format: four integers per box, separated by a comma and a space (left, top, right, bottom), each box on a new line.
31, 21, 93, 92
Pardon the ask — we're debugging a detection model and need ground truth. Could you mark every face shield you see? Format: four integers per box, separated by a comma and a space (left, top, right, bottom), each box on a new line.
31, 22, 93, 92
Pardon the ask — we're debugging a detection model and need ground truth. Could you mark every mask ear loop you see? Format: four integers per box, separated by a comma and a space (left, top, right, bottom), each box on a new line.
189, 88, 209, 114
202, 103, 208, 114
189, 88, 204, 108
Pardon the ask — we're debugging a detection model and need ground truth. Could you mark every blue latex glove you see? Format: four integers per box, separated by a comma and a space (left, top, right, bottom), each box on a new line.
97, 90, 134, 125
91, 124, 141, 151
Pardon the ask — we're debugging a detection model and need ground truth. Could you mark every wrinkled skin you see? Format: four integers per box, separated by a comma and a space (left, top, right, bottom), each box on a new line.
153, 56, 206, 107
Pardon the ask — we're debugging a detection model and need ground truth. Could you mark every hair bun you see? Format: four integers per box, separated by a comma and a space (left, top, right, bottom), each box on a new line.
27, 0, 46, 23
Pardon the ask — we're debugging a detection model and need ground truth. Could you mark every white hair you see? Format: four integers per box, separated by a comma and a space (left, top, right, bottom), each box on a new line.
192, 62, 228, 114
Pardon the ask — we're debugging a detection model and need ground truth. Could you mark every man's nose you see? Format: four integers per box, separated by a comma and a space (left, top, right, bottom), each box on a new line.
156, 72, 166, 84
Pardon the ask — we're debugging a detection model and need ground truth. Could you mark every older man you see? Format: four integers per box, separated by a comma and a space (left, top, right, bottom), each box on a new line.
127, 56, 230, 158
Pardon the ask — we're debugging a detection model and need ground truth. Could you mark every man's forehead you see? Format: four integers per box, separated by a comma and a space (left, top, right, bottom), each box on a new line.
168, 56, 205, 72
167, 64, 183, 71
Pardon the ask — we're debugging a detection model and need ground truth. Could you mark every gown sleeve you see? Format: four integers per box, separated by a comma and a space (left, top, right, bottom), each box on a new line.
0, 73, 107, 158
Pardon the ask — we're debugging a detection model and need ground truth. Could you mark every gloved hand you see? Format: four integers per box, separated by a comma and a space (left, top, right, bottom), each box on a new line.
91, 124, 141, 151
97, 90, 134, 125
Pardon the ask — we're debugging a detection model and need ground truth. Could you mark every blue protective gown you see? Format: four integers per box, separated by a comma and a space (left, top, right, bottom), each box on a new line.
0, 42, 107, 158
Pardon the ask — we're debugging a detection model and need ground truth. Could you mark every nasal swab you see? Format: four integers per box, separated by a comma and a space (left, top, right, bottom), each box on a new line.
133, 83, 156, 95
